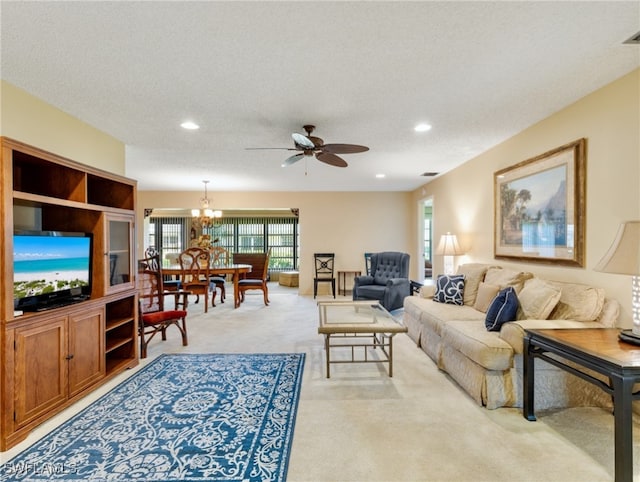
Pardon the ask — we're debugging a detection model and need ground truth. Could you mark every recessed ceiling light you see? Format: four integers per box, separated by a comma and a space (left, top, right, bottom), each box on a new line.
181, 121, 200, 130
376, 173, 386, 178
414, 123, 432, 132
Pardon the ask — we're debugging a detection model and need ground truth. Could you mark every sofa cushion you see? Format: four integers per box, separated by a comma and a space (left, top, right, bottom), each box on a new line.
442, 320, 514, 370
595, 298, 620, 327
484, 267, 533, 292
456, 263, 490, 306
404, 295, 433, 321
485, 287, 519, 332
434, 274, 465, 306
516, 278, 561, 320
419, 283, 436, 298
547, 281, 606, 322
473, 282, 500, 313
404, 296, 486, 336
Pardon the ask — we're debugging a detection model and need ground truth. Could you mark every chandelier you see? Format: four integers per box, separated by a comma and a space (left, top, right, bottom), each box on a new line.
191, 180, 222, 229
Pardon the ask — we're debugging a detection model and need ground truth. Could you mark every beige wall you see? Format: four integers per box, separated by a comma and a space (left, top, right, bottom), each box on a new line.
0, 81, 125, 173
137, 191, 414, 295
411, 68, 640, 327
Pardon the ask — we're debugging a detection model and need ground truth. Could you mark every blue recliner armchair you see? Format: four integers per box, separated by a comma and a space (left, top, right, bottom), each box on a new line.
352, 251, 410, 311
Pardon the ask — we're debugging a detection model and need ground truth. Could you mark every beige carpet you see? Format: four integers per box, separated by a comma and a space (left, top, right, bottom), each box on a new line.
3, 284, 639, 481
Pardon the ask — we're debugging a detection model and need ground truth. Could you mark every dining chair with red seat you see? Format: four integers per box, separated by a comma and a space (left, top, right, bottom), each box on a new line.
138, 255, 188, 358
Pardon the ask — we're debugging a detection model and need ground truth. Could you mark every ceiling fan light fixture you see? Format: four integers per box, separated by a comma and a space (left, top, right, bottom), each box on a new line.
250, 125, 369, 169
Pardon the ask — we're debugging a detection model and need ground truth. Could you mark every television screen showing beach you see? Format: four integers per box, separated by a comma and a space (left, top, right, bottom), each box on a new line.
13, 235, 91, 300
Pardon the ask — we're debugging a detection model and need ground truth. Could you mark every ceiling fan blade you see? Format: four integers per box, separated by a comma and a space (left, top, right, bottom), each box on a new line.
321, 143, 369, 154
316, 152, 348, 167
245, 147, 298, 150
292, 133, 315, 150
282, 153, 305, 167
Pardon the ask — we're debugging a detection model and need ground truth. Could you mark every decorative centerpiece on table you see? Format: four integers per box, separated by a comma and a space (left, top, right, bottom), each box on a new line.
192, 234, 219, 250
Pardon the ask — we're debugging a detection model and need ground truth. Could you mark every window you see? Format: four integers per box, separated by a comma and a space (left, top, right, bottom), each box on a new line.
148, 216, 190, 266
149, 215, 299, 271
267, 220, 297, 271
423, 204, 433, 263
236, 219, 265, 252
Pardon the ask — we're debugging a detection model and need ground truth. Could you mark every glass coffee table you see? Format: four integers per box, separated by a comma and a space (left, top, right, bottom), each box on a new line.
317, 300, 408, 378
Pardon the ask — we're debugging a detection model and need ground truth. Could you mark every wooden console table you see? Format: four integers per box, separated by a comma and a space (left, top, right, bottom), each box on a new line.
337, 270, 361, 296
523, 328, 640, 482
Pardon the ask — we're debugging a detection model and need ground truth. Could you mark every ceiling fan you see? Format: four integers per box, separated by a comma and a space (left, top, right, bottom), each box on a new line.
247, 125, 369, 168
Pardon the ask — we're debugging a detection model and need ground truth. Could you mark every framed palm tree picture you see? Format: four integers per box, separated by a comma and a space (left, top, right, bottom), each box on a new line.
494, 138, 586, 266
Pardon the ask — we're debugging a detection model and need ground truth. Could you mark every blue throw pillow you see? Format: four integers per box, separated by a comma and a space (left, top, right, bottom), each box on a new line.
485, 287, 519, 332
433, 274, 465, 306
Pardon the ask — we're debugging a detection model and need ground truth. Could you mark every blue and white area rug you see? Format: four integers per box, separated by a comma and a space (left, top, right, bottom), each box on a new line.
1, 353, 305, 482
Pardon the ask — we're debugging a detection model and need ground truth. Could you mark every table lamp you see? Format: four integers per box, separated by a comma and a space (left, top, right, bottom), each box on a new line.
436, 232, 464, 275
595, 221, 640, 343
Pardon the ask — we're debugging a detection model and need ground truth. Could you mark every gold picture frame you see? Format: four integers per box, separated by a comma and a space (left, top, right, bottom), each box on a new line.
494, 138, 586, 266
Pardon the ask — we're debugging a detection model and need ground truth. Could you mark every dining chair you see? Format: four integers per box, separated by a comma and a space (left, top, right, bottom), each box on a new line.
178, 247, 212, 313
364, 252, 373, 276
145, 246, 182, 290
234, 250, 271, 305
209, 246, 229, 306
138, 255, 188, 358
314, 252, 336, 298
139, 252, 190, 310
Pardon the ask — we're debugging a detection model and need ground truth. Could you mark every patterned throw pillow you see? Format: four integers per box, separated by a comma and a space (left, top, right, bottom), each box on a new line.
485, 287, 519, 332
433, 274, 465, 306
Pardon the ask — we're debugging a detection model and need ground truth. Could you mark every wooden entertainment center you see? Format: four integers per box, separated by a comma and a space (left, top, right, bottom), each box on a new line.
0, 137, 138, 450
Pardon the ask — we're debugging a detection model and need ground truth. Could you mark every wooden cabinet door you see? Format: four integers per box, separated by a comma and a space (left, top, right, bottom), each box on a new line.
105, 214, 135, 294
13, 318, 67, 428
68, 308, 106, 398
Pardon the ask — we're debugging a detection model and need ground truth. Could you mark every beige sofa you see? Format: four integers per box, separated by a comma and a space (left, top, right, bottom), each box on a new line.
403, 264, 620, 410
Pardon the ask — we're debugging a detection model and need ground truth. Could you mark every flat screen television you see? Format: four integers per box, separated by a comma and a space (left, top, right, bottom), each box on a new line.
13, 231, 93, 312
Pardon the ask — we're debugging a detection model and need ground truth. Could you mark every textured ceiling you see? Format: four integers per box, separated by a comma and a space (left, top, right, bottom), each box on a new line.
1, 1, 639, 192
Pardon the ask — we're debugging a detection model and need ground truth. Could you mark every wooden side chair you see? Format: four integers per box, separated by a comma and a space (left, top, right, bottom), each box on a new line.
314, 252, 336, 298
234, 250, 271, 306
178, 247, 212, 313
209, 246, 228, 306
364, 252, 373, 276
144, 247, 185, 305
138, 255, 188, 358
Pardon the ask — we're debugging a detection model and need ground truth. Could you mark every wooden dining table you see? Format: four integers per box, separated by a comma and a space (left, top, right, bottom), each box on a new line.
163, 264, 252, 308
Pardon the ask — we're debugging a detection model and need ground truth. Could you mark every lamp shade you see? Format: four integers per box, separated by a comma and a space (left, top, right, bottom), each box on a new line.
435, 233, 464, 256
595, 221, 640, 275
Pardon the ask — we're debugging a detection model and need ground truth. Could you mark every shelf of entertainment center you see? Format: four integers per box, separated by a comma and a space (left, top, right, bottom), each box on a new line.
13, 191, 136, 216
8, 138, 135, 211
106, 356, 135, 375
106, 336, 133, 354
106, 315, 135, 332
